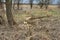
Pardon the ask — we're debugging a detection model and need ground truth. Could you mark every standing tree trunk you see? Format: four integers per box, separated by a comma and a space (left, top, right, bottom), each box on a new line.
6, 0, 16, 27
45, 0, 50, 9
0, 0, 2, 9
13, 0, 15, 9
17, 0, 20, 10
13, 0, 17, 10
38, 0, 50, 9
38, 0, 44, 9
30, 0, 33, 9
58, 0, 60, 8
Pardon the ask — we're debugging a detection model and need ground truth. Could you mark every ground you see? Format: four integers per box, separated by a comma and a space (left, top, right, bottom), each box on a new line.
0, 5, 60, 40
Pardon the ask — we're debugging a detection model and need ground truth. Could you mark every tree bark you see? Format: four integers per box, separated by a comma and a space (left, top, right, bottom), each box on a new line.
13, 0, 16, 9
30, 0, 33, 9
6, 0, 16, 27
0, 0, 2, 9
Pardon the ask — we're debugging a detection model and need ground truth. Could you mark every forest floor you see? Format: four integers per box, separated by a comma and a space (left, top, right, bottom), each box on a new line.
0, 7, 60, 40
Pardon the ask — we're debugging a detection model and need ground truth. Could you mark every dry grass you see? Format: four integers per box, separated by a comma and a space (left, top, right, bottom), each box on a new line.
0, 6, 60, 40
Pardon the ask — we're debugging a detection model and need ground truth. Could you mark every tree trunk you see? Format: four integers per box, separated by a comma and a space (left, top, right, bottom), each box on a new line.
6, 0, 16, 27
13, 0, 16, 9
45, 0, 49, 9
13, 0, 15, 9
30, 0, 33, 9
58, 0, 60, 8
17, 0, 20, 10
0, 0, 2, 9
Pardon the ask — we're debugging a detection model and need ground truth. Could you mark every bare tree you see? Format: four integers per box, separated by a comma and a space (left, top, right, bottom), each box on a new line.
30, 0, 33, 9
17, 0, 20, 10
38, 0, 50, 9
45, 0, 50, 9
13, 0, 16, 9
0, 0, 3, 9
58, 0, 60, 8
13, 0, 21, 10
6, 0, 16, 27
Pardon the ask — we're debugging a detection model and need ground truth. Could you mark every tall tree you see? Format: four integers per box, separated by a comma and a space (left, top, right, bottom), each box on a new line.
6, 0, 16, 27
38, 0, 50, 9
58, 0, 60, 8
0, 0, 2, 9
17, 0, 20, 9
45, 0, 50, 9
13, 0, 21, 10
30, 0, 33, 9
13, 0, 16, 9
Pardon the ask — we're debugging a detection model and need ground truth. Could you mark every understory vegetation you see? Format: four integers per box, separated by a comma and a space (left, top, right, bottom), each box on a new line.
0, 7, 60, 40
